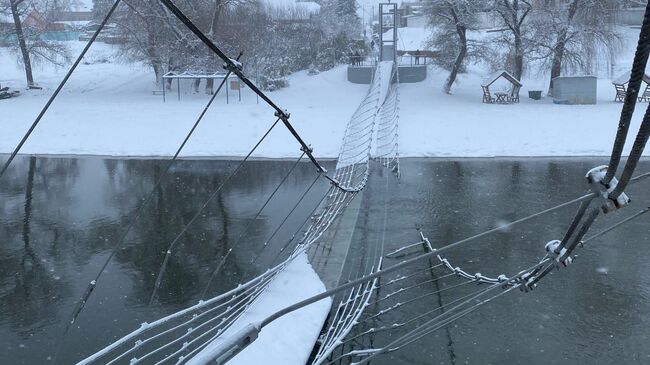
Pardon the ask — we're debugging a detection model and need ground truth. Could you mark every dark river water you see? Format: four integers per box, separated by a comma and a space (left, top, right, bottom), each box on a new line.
1, 155, 650, 364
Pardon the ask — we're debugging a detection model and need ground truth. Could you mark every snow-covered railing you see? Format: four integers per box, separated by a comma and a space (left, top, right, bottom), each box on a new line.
332, 61, 392, 191
309, 61, 401, 365
374, 61, 400, 175
310, 259, 382, 365
75, 267, 279, 364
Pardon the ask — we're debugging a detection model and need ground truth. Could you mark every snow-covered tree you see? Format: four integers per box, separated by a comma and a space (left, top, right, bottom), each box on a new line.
319, 0, 361, 37
528, 0, 622, 95
112, 0, 364, 91
0, 0, 70, 88
493, 0, 533, 79
427, 0, 488, 93
92, 0, 114, 18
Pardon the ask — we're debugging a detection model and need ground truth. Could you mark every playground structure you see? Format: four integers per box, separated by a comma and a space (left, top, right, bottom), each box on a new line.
161, 70, 246, 103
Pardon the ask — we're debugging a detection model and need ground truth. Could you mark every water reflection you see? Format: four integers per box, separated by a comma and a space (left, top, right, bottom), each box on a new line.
0, 155, 332, 364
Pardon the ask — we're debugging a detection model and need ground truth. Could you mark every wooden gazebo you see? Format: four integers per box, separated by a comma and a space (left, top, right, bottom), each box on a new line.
612, 71, 650, 102
481, 70, 523, 104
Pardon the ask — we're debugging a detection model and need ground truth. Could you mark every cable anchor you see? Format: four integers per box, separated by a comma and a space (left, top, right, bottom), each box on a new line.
274, 109, 290, 120
223, 58, 243, 73
586, 165, 630, 214
544, 239, 575, 267
300, 144, 314, 154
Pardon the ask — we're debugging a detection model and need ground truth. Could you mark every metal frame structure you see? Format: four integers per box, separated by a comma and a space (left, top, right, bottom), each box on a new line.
378, 3, 397, 63
162, 70, 242, 103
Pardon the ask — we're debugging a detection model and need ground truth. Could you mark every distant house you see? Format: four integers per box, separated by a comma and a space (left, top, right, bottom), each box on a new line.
0, 14, 13, 33
22, 9, 50, 31
18, 6, 93, 41
49, 0, 94, 30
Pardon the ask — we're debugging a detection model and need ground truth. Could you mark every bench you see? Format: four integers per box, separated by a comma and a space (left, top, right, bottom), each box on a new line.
482, 85, 494, 103
614, 83, 626, 102
638, 84, 650, 102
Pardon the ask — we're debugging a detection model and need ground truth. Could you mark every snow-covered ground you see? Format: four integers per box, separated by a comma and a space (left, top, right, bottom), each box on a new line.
398, 70, 646, 157
1, 28, 648, 158
1, 42, 368, 158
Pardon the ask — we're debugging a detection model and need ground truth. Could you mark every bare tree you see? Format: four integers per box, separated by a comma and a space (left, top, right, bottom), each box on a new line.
1, 0, 70, 88
493, 0, 532, 79
6, 0, 35, 87
428, 0, 486, 93
528, 0, 622, 95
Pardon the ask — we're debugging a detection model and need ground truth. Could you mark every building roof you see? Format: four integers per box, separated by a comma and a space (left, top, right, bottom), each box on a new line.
612, 70, 650, 85
263, 0, 320, 19
68, 0, 94, 12
482, 70, 523, 87
0, 13, 13, 24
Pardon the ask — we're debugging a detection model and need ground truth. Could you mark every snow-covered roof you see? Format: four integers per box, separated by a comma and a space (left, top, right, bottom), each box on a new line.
55, 20, 92, 26
482, 70, 522, 87
68, 0, 94, 12
263, 0, 320, 13
295, 1, 320, 13
163, 70, 236, 79
612, 70, 650, 85
0, 14, 13, 24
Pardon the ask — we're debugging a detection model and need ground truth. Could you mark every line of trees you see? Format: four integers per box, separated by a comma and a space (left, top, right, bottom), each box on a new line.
102, 0, 366, 92
1, 0, 365, 91
428, 0, 623, 95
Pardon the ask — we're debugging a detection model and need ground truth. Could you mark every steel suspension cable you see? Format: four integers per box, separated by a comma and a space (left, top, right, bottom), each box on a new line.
351, 261, 551, 365
351, 283, 493, 341
368, 286, 520, 363
197, 152, 306, 300
611, 103, 650, 199
249, 174, 323, 266
270, 187, 335, 266
157, 0, 330, 176
604, 1, 650, 184
146, 118, 281, 305
53, 40, 241, 365
0, 0, 122, 179
583, 207, 650, 243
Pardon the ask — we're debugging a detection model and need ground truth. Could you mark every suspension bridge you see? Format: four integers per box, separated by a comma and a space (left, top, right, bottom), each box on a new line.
2, 0, 650, 364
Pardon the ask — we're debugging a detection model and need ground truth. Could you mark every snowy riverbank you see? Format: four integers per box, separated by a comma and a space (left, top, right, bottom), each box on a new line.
1, 34, 648, 158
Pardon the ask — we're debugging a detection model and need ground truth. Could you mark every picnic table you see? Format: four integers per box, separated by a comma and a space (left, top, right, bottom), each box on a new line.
495, 92, 510, 103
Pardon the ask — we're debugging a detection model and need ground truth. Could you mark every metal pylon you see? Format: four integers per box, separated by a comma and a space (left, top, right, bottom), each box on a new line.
379, 2, 397, 63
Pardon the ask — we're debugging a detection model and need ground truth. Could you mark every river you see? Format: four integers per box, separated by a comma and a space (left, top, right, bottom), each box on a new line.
1, 156, 649, 364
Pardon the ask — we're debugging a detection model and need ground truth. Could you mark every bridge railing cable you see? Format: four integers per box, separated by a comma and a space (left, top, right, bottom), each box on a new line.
54, 54, 246, 364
